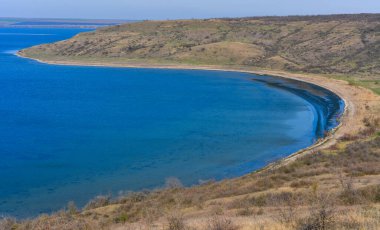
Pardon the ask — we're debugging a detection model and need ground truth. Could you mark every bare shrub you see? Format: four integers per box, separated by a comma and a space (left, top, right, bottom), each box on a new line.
357, 184, 380, 203
66, 201, 78, 215
113, 212, 129, 224
128, 191, 150, 203
207, 216, 239, 230
20, 213, 95, 230
165, 177, 183, 189
84, 195, 110, 210
297, 194, 336, 230
359, 127, 377, 137
358, 116, 380, 137
290, 179, 313, 188
339, 133, 357, 141
211, 204, 224, 215
0, 217, 17, 230
166, 214, 187, 230
236, 207, 254, 216
338, 174, 361, 205
269, 192, 300, 228
362, 116, 380, 128
139, 201, 163, 227
337, 210, 362, 230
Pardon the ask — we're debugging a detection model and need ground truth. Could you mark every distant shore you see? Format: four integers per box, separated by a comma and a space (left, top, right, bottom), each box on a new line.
17, 52, 379, 170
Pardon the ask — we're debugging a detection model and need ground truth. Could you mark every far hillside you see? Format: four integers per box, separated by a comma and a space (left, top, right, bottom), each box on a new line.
20, 14, 380, 94
0, 18, 134, 28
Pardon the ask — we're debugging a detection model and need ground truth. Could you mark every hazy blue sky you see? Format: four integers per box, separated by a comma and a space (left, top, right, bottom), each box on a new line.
1, 0, 380, 19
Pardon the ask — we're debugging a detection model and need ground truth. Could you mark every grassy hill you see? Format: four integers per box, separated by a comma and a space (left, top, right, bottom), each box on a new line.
20, 14, 379, 73
20, 14, 380, 94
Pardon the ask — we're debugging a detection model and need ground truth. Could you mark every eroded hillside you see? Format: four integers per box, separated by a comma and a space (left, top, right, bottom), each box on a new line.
20, 14, 380, 76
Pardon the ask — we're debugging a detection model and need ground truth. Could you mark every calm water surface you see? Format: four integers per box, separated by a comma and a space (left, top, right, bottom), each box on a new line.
0, 28, 343, 217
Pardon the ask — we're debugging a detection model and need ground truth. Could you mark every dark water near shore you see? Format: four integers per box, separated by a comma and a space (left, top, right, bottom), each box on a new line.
0, 28, 344, 218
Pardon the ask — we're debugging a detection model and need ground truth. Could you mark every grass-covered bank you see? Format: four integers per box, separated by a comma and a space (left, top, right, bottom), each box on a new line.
19, 14, 380, 95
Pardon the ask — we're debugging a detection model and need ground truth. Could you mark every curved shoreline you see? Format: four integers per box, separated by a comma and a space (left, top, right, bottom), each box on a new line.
15, 52, 378, 170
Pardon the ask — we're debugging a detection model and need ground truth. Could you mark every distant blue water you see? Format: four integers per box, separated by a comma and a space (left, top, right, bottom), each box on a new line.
12, 22, 122, 26
0, 28, 344, 218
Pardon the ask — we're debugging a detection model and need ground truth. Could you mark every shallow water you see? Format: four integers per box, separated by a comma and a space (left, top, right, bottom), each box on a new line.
0, 28, 344, 217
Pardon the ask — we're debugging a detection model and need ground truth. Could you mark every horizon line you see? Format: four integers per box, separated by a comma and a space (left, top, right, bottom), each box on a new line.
1, 12, 379, 22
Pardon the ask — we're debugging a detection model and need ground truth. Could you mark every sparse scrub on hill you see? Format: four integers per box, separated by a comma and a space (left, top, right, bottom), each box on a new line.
296, 194, 336, 230
166, 214, 187, 230
20, 14, 380, 94
0, 217, 17, 230
165, 177, 184, 189
207, 216, 239, 230
14, 212, 97, 230
84, 195, 111, 210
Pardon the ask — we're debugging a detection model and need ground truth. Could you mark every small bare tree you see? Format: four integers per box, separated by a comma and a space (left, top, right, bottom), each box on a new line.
166, 213, 187, 230
84, 195, 111, 210
0, 217, 16, 230
165, 177, 183, 189
207, 216, 239, 230
297, 193, 336, 230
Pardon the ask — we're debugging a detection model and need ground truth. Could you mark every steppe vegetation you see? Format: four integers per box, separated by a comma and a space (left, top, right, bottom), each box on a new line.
7, 14, 380, 229
20, 14, 380, 94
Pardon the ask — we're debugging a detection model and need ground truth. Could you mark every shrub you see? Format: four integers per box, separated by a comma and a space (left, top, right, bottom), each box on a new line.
0, 217, 17, 230
270, 192, 300, 227
290, 180, 312, 188
165, 177, 183, 189
114, 212, 128, 223
207, 216, 239, 230
66, 201, 78, 215
166, 214, 187, 230
338, 175, 360, 205
236, 207, 254, 216
84, 195, 110, 210
297, 194, 336, 230
20, 213, 94, 230
339, 133, 357, 141
357, 185, 380, 203
250, 195, 267, 207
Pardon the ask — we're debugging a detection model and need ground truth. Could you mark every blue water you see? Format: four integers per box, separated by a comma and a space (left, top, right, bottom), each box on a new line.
0, 28, 344, 218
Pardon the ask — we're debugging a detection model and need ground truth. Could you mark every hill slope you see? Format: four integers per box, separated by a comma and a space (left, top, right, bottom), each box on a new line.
20, 14, 380, 76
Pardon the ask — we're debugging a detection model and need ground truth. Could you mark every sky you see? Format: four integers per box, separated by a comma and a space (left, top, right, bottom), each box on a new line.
1, 0, 380, 20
